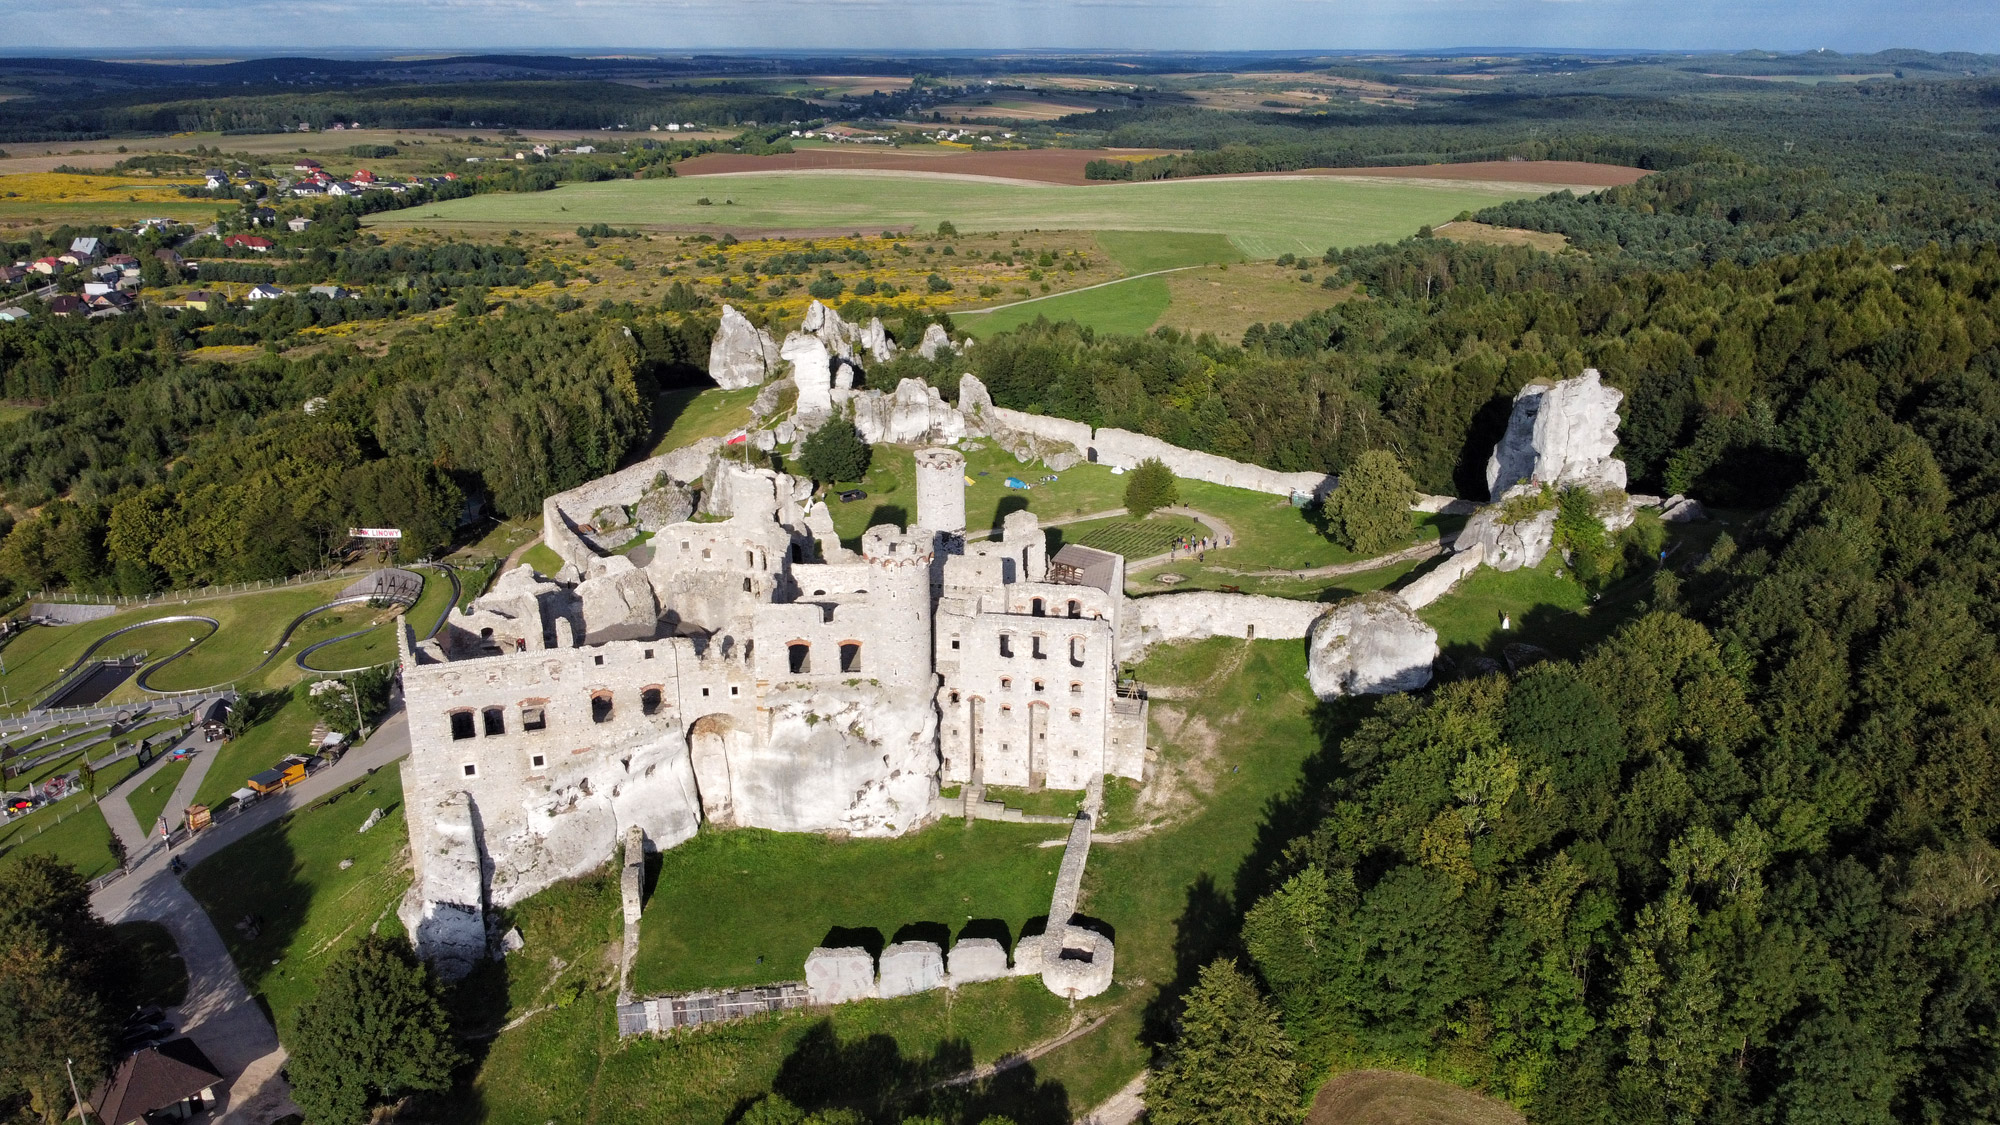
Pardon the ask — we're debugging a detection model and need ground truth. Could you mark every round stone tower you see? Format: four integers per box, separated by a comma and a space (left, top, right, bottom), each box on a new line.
914, 447, 967, 535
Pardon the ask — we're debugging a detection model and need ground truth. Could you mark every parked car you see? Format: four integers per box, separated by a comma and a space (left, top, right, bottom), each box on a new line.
838, 489, 867, 503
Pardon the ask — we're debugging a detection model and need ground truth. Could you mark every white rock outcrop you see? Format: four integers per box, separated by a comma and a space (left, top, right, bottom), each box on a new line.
781, 332, 835, 416
1661, 494, 1708, 522
859, 317, 898, 364
852, 378, 968, 446
634, 480, 695, 531
917, 323, 953, 360
1461, 493, 1559, 572
1486, 368, 1628, 500
1306, 593, 1439, 700
707, 305, 782, 389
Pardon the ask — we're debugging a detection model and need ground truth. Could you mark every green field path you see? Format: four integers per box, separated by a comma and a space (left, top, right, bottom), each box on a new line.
370, 172, 1552, 260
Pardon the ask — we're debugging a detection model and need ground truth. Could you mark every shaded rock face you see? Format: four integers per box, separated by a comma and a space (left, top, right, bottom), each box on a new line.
852, 378, 968, 446
707, 304, 782, 389
1487, 368, 1628, 500
1306, 593, 1440, 700
958, 371, 994, 416
859, 317, 898, 364
634, 480, 695, 531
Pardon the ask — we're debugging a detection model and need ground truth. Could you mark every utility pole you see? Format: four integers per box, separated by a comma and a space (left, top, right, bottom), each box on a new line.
66, 1058, 91, 1124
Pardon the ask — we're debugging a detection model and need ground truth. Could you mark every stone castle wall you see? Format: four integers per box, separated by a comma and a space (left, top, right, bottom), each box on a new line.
1089, 428, 1337, 500
1118, 590, 1326, 661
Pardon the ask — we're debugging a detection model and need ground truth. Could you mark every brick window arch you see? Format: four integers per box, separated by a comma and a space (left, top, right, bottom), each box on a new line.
590, 691, 614, 724
448, 710, 475, 740
839, 641, 863, 674
787, 641, 811, 674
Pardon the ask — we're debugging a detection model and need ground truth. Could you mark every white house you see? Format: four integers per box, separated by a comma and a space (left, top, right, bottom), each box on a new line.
246, 284, 287, 301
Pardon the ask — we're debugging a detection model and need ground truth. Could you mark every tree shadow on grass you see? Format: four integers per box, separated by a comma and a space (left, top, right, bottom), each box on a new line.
739, 1018, 1071, 1125
1138, 871, 1238, 1052
863, 503, 909, 531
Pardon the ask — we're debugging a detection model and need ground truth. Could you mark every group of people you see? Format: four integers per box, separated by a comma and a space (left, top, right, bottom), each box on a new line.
1167, 531, 1230, 562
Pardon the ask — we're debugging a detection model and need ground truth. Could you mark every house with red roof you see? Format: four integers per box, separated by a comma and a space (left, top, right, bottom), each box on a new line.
223, 234, 274, 252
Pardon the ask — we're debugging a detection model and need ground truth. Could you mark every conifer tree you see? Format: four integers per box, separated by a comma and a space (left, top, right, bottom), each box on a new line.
1149, 959, 1302, 1125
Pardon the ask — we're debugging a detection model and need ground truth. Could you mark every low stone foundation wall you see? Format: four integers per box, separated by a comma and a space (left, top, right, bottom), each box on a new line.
616, 983, 809, 1035
1120, 591, 1327, 660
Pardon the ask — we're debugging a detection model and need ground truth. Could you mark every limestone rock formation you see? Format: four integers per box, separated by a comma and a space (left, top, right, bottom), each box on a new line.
1042, 448, 1083, 472
859, 317, 898, 364
590, 504, 632, 531
1662, 494, 1708, 522
575, 558, 659, 644
398, 789, 489, 980
781, 332, 835, 416
1486, 368, 1629, 500
750, 377, 792, 422
917, 323, 953, 360
851, 378, 968, 446
1461, 491, 1559, 572
707, 304, 782, 389
1305, 593, 1439, 699
958, 371, 995, 417
634, 479, 695, 531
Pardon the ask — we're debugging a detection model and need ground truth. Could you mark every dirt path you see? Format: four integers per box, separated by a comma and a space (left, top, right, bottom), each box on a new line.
929, 1009, 1111, 1090
1123, 506, 1237, 572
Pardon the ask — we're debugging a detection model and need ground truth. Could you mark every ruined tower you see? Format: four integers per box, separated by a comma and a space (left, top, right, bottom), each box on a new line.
914, 446, 967, 535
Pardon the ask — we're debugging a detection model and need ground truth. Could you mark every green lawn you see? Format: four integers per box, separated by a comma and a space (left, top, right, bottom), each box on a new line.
294, 574, 452, 672
0, 800, 118, 879
461, 863, 1074, 1125
1093, 230, 1246, 273
183, 767, 410, 1035
980, 784, 1089, 820
138, 580, 351, 693
456, 631, 1337, 1123
370, 173, 1553, 260
633, 820, 1064, 994
1416, 534, 1671, 665
650, 384, 761, 456
190, 692, 319, 810
126, 754, 194, 835
520, 542, 565, 577
960, 274, 1171, 338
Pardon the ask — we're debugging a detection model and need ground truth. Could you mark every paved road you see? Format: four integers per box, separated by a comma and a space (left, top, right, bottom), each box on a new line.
94, 699, 413, 1125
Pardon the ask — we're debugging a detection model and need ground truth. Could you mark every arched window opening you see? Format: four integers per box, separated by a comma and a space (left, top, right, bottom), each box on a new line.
641, 687, 663, 716
449, 711, 476, 740
999, 633, 1014, 658
1031, 634, 1047, 660
746, 550, 755, 568
591, 692, 613, 724
480, 627, 494, 639
788, 642, 811, 674
1031, 598, 1045, 617
1001, 677, 1013, 691
839, 643, 862, 674
743, 577, 753, 592
1070, 681, 1083, 694
1069, 636, 1086, 667
482, 707, 506, 736
1067, 600, 1081, 618
1070, 710, 1082, 721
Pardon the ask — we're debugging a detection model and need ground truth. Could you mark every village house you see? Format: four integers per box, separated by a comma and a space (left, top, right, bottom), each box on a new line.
293, 157, 322, 172
89, 1038, 225, 1125
287, 216, 314, 232
224, 234, 275, 252
246, 284, 287, 300
0, 306, 29, 322
162, 290, 221, 312
69, 236, 101, 258
46, 294, 84, 316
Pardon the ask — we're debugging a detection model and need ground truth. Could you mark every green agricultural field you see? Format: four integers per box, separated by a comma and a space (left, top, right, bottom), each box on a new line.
960, 274, 1171, 338
634, 820, 1063, 995
183, 767, 409, 1035
1093, 230, 1245, 273
370, 173, 1551, 260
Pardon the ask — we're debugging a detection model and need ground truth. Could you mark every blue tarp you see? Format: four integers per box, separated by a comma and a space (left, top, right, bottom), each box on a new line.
1004, 477, 1030, 490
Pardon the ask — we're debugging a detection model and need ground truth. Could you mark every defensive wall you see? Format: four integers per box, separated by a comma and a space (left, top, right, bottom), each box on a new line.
1117, 590, 1327, 661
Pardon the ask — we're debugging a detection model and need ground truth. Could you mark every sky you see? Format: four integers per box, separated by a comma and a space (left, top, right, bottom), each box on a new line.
3, 0, 1996, 55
